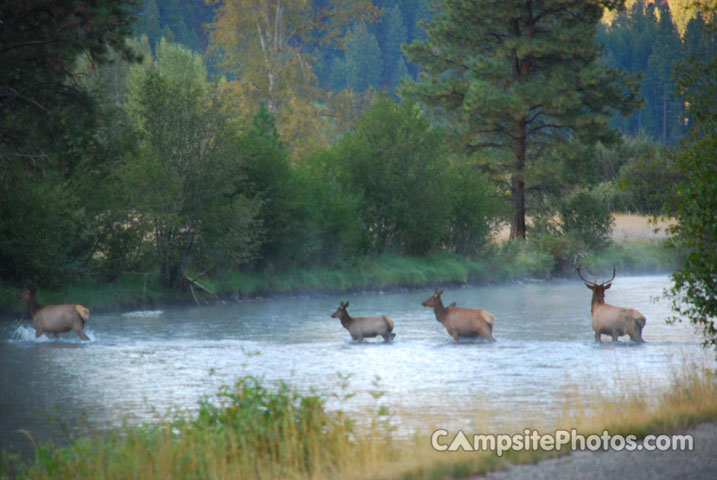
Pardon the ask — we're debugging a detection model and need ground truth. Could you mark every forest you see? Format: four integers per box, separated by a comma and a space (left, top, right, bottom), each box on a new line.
0, 0, 714, 341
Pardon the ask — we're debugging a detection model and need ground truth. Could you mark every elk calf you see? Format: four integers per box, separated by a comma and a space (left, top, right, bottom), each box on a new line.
422, 289, 495, 341
18, 288, 90, 340
577, 264, 646, 343
331, 301, 395, 342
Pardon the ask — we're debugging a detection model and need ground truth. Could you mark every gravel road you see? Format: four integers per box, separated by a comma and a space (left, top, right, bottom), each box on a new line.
471, 422, 717, 480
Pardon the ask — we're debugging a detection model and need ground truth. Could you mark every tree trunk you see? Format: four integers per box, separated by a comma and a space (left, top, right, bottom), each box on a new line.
510, 118, 527, 240
662, 93, 667, 143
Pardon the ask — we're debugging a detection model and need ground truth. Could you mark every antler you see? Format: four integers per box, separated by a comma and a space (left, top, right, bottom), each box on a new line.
575, 262, 616, 286
600, 265, 616, 286
575, 261, 595, 285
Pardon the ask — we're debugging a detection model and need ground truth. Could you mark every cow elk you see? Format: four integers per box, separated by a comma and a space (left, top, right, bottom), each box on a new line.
422, 289, 495, 341
576, 263, 646, 343
18, 288, 90, 340
331, 301, 395, 342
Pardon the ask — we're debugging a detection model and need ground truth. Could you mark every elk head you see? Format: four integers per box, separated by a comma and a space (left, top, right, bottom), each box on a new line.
331, 301, 349, 319
576, 262, 616, 306
421, 289, 444, 308
17, 288, 36, 301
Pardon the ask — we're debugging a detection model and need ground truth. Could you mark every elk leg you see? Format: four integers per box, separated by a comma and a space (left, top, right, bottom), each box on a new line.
35, 328, 43, 338
74, 327, 89, 341
611, 332, 618, 342
594, 331, 601, 342
451, 331, 460, 342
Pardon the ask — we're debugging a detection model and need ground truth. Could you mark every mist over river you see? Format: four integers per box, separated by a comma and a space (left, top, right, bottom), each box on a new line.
1, 275, 712, 457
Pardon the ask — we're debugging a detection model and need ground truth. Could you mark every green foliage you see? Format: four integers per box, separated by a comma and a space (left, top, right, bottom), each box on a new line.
598, 0, 715, 144
193, 377, 344, 467
615, 147, 680, 214
294, 151, 365, 266
0, 174, 86, 288
665, 23, 717, 348
559, 187, 615, 252
0, 0, 138, 288
239, 104, 299, 265
9, 377, 362, 480
0, 0, 137, 161
381, 4, 409, 90
642, 3, 685, 144
442, 159, 504, 254
400, 0, 640, 239
123, 40, 260, 288
344, 25, 382, 92
335, 98, 451, 255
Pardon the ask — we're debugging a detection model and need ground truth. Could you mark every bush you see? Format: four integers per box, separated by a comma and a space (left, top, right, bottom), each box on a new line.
616, 147, 680, 214
442, 158, 504, 255
334, 97, 451, 255
558, 186, 614, 252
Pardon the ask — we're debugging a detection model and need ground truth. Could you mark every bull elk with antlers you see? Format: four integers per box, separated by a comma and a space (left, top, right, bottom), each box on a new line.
576, 264, 646, 343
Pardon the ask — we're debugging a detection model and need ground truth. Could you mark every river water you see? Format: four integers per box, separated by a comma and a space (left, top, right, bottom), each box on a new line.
0, 275, 711, 457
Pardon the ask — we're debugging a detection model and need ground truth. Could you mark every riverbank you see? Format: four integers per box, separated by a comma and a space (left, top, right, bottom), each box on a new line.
3, 364, 714, 480
0, 240, 679, 318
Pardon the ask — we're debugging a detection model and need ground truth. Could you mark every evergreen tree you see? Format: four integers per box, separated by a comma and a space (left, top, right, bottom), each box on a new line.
382, 4, 408, 91
0, 0, 138, 287
643, 3, 683, 144
344, 25, 382, 92
666, 6, 717, 349
136, 0, 162, 48
401, 0, 640, 240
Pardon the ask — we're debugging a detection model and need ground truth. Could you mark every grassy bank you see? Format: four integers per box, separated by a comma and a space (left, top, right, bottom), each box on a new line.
2, 364, 715, 480
1, 240, 680, 317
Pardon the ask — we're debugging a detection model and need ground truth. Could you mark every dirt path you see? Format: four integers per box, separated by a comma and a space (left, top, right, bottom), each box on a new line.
471, 422, 716, 480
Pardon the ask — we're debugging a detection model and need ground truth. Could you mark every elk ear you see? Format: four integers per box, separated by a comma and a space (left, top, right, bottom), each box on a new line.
344, 301, 349, 308
584, 283, 594, 290
604, 283, 612, 290
437, 289, 443, 296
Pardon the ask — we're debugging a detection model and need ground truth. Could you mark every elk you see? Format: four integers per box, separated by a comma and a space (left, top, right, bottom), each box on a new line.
421, 289, 495, 341
18, 288, 90, 340
331, 301, 395, 342
576, 263, 646, 343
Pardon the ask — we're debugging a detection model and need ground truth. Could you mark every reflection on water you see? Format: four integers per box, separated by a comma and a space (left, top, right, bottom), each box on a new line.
0, 275, 712, 456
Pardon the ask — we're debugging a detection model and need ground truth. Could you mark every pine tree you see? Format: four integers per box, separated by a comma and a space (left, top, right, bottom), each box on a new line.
644, 3, 683, 144
382, 4, 408, 91
136, 0, 162, 49
345, 25, 382, 92
401, 0, 640, 240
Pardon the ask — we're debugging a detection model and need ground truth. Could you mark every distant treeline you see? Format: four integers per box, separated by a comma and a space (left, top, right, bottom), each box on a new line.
134, 0, 714, 144
0, 0, 712, 294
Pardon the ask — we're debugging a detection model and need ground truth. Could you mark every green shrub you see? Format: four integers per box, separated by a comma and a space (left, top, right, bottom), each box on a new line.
558, 187, 614, 252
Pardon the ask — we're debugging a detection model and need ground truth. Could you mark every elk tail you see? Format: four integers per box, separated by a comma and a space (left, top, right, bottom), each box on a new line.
75, 305, 90, 323
636, 314, 646, 330
386, 316, 396, 339
486, 312, 495, 327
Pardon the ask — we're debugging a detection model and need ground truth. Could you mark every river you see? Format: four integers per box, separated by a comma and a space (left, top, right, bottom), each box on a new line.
0, 275, 711, 457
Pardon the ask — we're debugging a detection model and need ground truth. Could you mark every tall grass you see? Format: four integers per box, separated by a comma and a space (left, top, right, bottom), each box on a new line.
5, 365, 715, 480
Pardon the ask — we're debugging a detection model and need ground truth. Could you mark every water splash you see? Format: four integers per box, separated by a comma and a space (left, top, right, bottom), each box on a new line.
9, 324, 97, 343
122, 310, 164, 318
